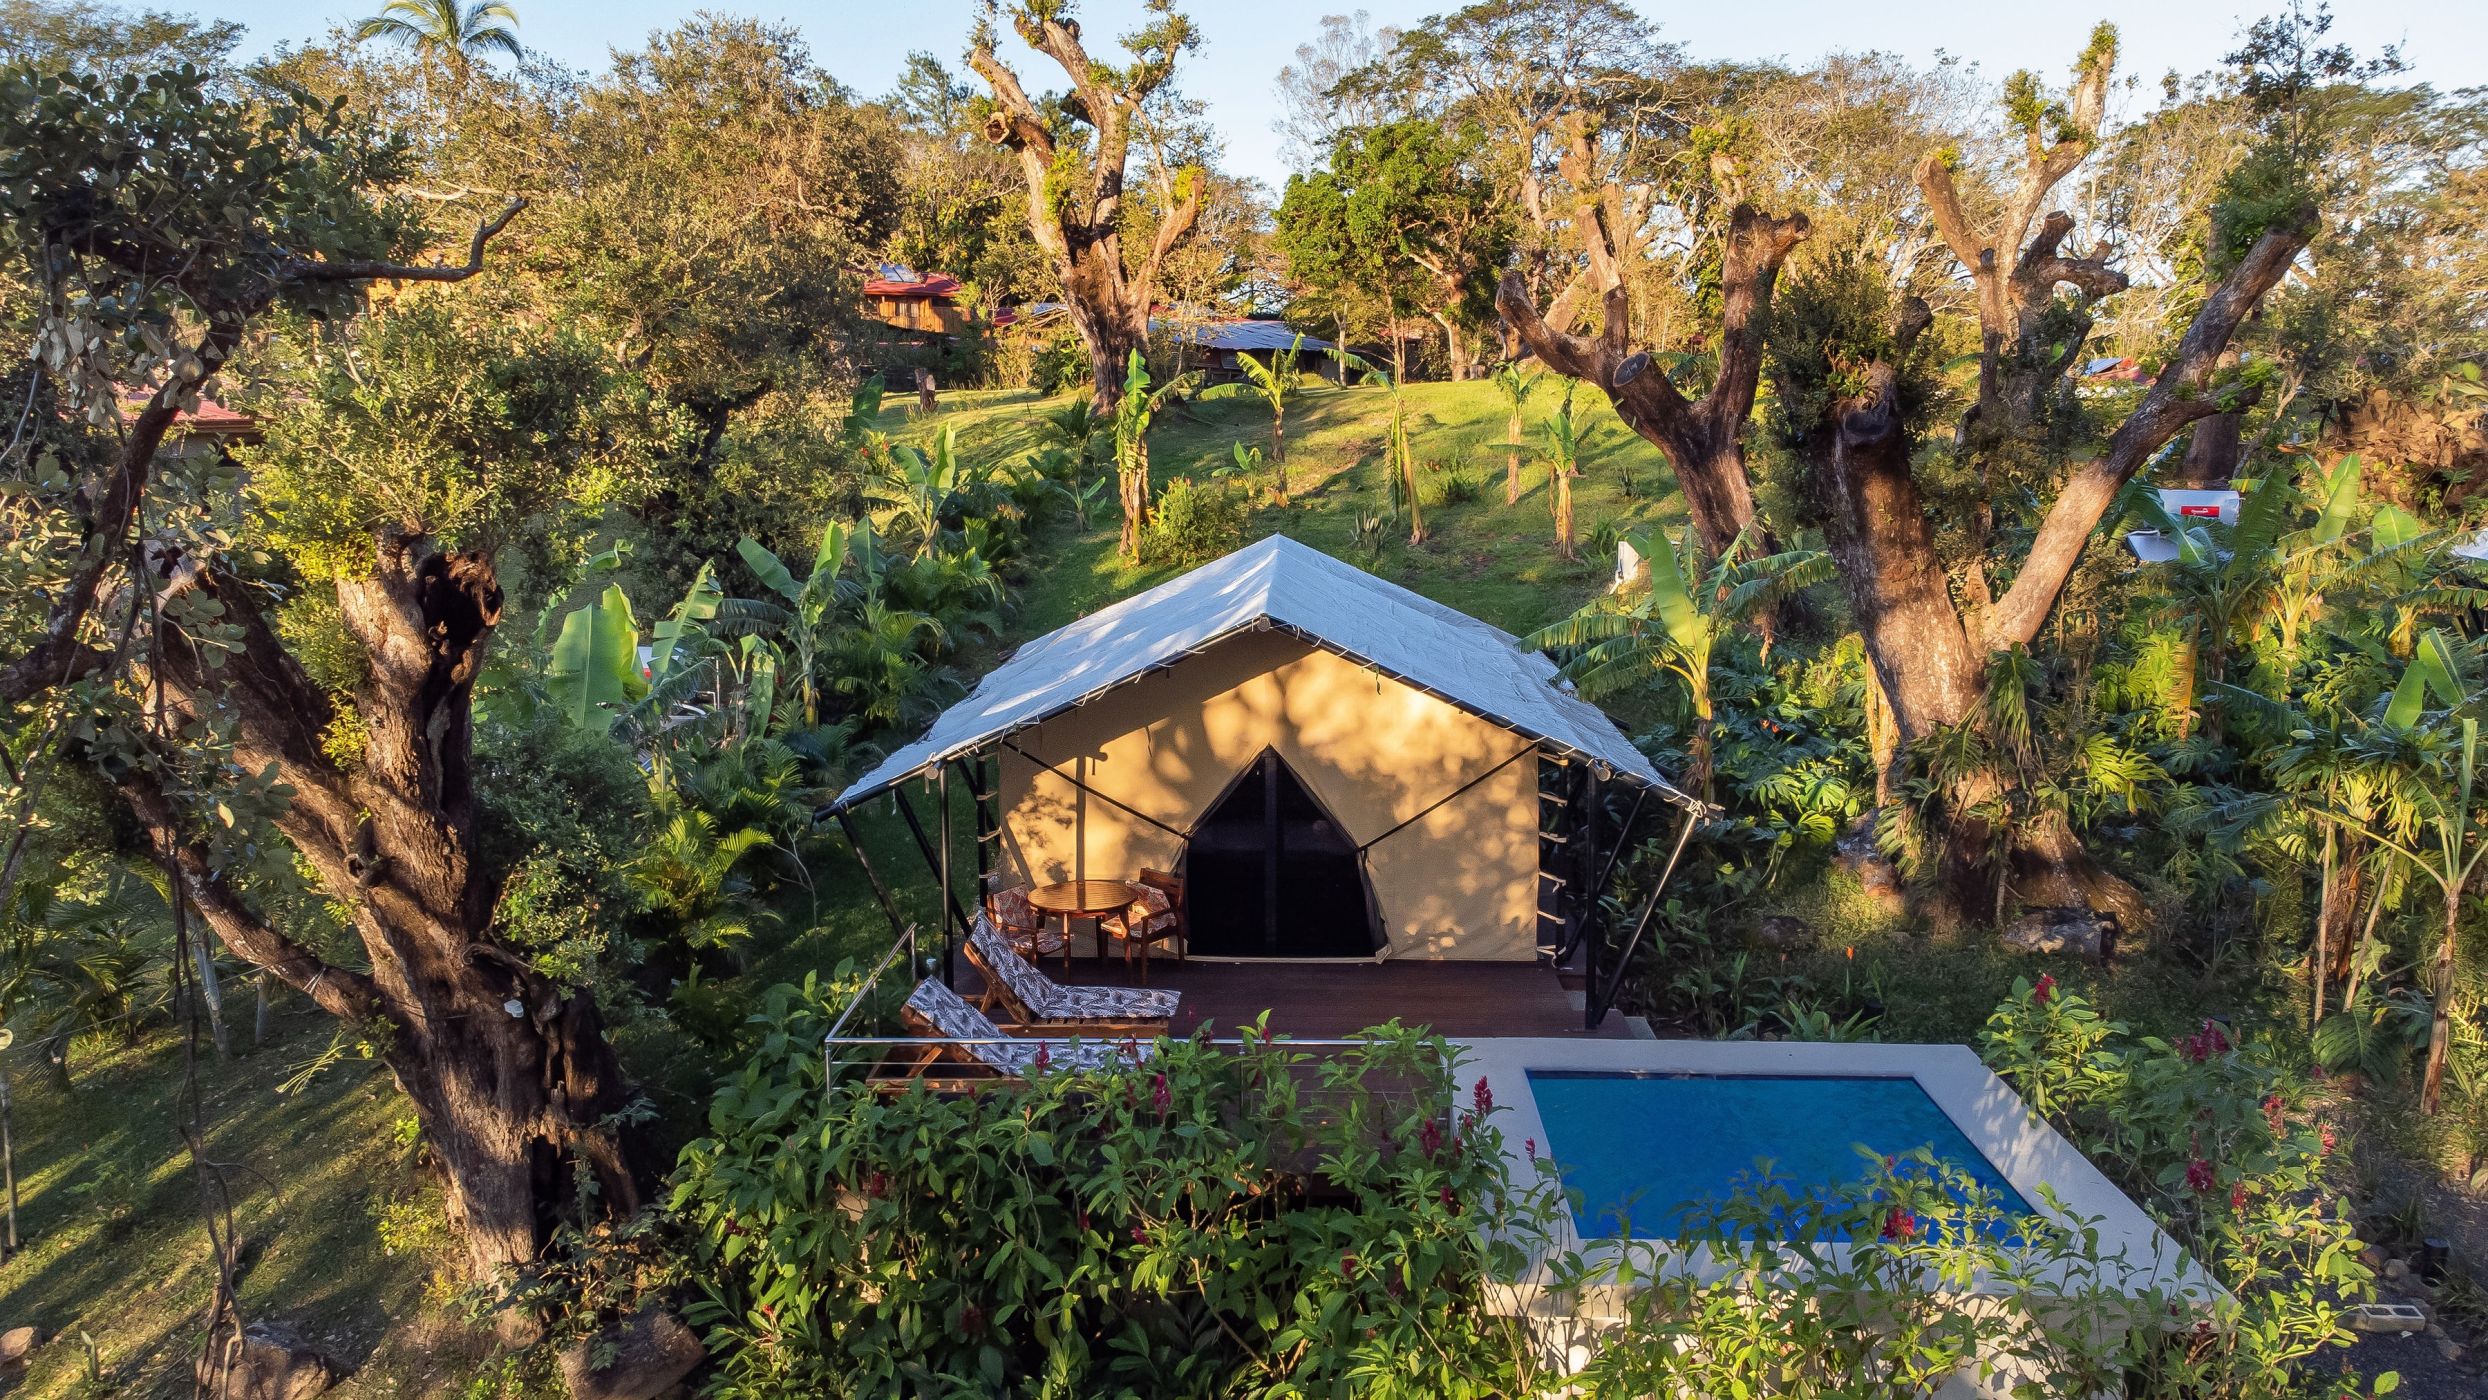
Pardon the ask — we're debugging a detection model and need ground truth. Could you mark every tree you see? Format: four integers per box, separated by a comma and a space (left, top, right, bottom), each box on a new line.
1111, 350, 1191, 557
1536, 380, 1591, 560
969, 0, 1206, 412
1496, 120, 1809, 559
0, 62, 663, 1279
1274, 10, 1399, 171
1313, 119, 1512, 379
1491, 360, 1541, 504
1237, 335, 1306, 502
353, 0, 521, 79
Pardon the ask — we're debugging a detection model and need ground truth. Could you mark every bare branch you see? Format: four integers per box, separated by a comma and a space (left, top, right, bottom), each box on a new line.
284, 199, 527, 284
1984, 212, 2317, 648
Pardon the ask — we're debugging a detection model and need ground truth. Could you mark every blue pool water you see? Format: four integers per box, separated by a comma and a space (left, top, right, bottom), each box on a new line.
1524, 1071, 2033, 1240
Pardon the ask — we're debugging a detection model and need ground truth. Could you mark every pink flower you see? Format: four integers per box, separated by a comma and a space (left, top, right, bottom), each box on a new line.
2186, 1158, 2215, 1194
2032, 974, 2056, 1006
1880, 1208, 1917, 1242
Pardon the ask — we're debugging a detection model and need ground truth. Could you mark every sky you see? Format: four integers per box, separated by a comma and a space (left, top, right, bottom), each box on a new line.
229, 0, 2488, 190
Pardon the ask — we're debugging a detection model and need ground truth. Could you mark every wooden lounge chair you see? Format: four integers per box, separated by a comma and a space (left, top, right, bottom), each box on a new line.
892, 978, 1151, 1086
984, 879, 1068, 970
1098, 868, 1187, 983
964, 915, 1180, 1030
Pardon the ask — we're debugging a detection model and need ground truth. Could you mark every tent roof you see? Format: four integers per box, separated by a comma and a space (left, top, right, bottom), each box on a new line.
832, 535, 1688, 812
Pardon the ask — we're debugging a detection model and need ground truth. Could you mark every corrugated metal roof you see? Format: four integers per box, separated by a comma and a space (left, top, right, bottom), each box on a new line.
832, 535, 1686, 811
1165, 320, 1335, 353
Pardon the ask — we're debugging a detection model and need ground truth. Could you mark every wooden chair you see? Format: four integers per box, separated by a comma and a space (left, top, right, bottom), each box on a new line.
889, 978, 1151, 1089
984, 879, 1068, 970
963, 915, 1179, 1031
1099, 868, 1187, 983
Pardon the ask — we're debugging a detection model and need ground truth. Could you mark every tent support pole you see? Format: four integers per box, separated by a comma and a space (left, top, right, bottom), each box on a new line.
892, 788, 969, 980
1590, 802, 1702, 1027
1561, 786, 1647, 965
938, 762, 956, 987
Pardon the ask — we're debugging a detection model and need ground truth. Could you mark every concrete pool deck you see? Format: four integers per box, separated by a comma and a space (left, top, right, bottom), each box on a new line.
1458, 1036, 2222, 1390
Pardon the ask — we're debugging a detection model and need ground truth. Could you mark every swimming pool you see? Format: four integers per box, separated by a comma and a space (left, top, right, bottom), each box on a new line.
1526, 1069, 2033, 1240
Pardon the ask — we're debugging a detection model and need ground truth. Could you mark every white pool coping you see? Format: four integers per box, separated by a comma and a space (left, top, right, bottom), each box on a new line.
1457, 1038, 2219, 1320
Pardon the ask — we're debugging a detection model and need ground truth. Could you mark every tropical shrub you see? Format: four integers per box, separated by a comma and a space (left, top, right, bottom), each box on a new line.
1137, 477, 1248, 567
1979, 977, 2377, 1393
672, 997, 1536, 1399
671, 981, 2392, 1398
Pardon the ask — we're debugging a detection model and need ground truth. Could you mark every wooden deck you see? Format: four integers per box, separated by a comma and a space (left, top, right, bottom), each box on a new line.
958, 952, 1643, 1041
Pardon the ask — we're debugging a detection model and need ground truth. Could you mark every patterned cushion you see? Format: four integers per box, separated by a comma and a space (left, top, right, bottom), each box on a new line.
969, 915, 1181, 1025
984, 885, 1065, 955
904, 978, 1144, 1074
1105, 885, 1179, 942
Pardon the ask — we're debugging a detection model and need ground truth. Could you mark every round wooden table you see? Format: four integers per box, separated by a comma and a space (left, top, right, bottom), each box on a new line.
1024, 879, 1144, 966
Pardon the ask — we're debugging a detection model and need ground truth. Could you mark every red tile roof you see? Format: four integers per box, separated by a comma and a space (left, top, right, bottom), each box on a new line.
863, 270, 964, 300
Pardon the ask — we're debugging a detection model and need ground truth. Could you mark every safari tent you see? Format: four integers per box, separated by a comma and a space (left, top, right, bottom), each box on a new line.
831, 536, 1693, 967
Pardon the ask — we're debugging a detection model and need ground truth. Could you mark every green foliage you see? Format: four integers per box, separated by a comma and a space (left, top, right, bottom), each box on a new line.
1137, 477, 1246, 567
1980, 978, 2376, 1393
545, 584, 645, 731
244, 300, 672, 582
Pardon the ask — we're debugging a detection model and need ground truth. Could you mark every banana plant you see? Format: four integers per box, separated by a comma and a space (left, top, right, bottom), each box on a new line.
727, 521, 854, 728
867, 425, 991, 559
546, 583, 646, 732
1236, 333, 1305, 501
1111, 350, 1195, 559
1491, 361, 1541, 505
1526, 525, 1830, 800
1536, 381, 1593, 561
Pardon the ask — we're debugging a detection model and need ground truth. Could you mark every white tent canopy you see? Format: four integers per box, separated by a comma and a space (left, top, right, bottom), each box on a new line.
831, 535, 1687, 812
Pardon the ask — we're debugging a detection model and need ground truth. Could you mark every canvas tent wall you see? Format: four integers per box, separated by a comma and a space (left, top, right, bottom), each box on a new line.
993, 628, 1543, 959
829, 535, 1692, 964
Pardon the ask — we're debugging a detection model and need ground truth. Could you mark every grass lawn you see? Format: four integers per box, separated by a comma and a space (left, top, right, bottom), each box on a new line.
886, 378, 1689, 639
0, 1000, 495, 1398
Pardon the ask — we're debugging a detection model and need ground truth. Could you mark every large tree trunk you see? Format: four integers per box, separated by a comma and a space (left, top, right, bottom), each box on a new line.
131, 535, 646, 1280
1070, 283, 1148, 417
1799, 321, 2146, 930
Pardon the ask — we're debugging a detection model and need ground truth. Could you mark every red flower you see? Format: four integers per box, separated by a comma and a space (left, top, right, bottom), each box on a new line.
1472, 1076, 1494, 1115
2230, 1184, 2249, 1213
2181, 1019, 2232, 1063
1151, 1072, 1171, 1116
865, 1170, 889, 1200
2320, 1124, 2337, 1156
1031, 1042, 1051, 1072
2261, 1093, 2285, 1134
2032, 974, 2056, 1006
960, 1303, 984, 1336
1131, 1224, 1147, 1242
1339, 1251, 1358, 1278
2186, 1158, 2215, 1194
1524, 1137, 1537, 1162
1880, 1208, 1917, 1242
1439, 1185, 1461, 1215
1420, 1117, 1443, 1157
1075, 1206, 1091, 1232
